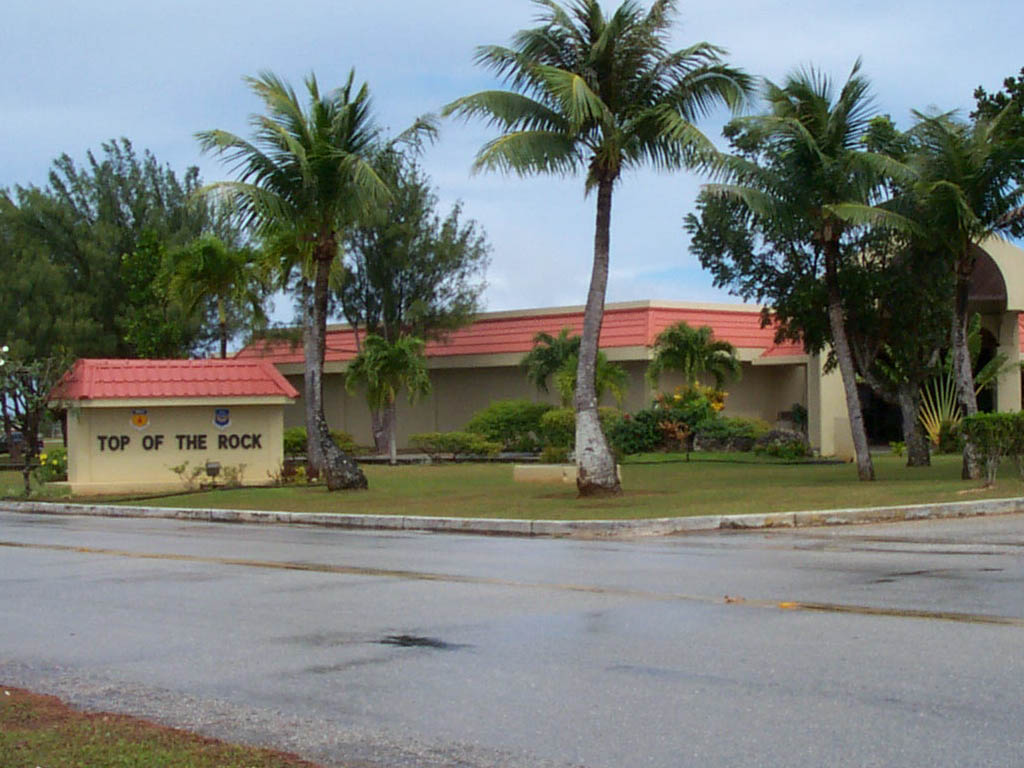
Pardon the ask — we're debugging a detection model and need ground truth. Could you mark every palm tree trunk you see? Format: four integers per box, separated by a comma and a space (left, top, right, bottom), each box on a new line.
309, 252, 367, 491
388, 401, 397, 466
371, 408, 390, 455
952, 266, 980, 479
575, 176, 620, 496
300, 281, 324, 479
824, 245, 874, 481
218, 297, 228, 359
897, 385, 930, 467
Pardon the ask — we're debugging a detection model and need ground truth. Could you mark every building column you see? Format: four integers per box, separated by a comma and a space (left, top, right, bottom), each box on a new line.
807, 351, 855, 459
996, 311, 1021, 413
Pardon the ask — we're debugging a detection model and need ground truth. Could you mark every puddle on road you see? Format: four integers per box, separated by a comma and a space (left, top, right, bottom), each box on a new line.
379, 634, 469, 650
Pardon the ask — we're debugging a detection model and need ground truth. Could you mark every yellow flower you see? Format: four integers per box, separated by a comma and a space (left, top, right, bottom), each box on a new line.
39, 453, 47, 461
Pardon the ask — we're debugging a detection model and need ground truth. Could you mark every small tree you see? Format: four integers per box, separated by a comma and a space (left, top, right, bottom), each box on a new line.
521, 328, 626, 406
0, 348, 72, 496
340, 149, 489, 453
647, 321, 741, 391
345, 335, 432, 464
168, 234, 269, 358
553, 351, 628, 408
521, 328, 580, 395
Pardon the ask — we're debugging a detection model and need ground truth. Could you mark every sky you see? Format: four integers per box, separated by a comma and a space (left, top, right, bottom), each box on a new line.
3, 0, 1022, 323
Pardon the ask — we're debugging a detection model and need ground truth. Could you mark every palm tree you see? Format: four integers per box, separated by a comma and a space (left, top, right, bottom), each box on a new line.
520, 328, 580, 393
196, 71, 388, 490
345, 334, 432, 464
907, 109, 1024, 478
168, 234, 268, 358
646, 321, 740, 390
444, 0, 752, 495
553, 350, 628, 407
707, 61, 910, 481
521, 327, 627, 406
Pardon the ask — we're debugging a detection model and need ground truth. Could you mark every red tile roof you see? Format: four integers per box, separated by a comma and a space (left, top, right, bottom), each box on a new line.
50, 359, 300, 401
236, 302, 804, 365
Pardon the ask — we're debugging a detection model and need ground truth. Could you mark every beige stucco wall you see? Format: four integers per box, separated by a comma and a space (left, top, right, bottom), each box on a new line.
281, 357, 808, 449
807, 353, 855, 459
67, 401, 286, 494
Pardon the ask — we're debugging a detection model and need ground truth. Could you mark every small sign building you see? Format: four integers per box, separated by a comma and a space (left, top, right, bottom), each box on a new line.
50, 359, 299, 495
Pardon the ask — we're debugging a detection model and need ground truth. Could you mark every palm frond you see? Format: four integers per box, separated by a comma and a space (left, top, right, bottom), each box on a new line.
473, 131, 582, 176
442, 90, 568, 133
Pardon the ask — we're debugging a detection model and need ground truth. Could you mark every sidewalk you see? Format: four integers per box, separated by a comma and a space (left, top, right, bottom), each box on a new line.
2, 496, 1022, 537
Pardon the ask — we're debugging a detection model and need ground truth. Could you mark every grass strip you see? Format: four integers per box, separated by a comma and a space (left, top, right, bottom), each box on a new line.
44, 453, 1018, 521
0, 686, 325, 768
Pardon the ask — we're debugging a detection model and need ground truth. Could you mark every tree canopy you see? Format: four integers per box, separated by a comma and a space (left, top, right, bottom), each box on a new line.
1, 139, 242, 360
340, 149, 489, 342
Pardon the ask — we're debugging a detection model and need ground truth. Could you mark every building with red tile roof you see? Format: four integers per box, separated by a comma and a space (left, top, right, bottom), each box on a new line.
236, 300, 811, 453
51, 359, 297, 496
237, 300, 804, 370
235, 232, 1024, 459
52, 358, 298, 403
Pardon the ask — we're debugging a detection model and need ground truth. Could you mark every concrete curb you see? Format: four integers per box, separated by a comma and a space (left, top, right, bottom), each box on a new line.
2, 496, 1023, 538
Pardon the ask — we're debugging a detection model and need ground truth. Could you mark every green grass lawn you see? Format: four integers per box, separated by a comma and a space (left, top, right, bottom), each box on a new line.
0, 686, 322, 768
42, 453, 1020, 521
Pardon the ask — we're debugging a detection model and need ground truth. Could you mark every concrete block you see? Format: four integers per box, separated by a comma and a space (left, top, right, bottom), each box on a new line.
513, 464, 577, 484
512, 464, 622, 484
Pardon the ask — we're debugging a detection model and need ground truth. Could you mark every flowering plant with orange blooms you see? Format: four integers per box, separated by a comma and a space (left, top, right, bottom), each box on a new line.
654, 384, 727, 413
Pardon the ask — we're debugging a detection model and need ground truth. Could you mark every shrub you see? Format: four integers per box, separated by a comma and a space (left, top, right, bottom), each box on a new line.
283, 427, 307, 457
608, 410, 662, 455
465, 399, 553, 452
693, 417, 771, 452
753, 429, 811, 460
655, 383, 725, 419
889, 441, 906, 458
539, 407, 622, 449
170, 461, 205, 490
960, 412, 1020, 486
282, 427, 358, 457
937, 420, 961, 454
409, 431, 502, 461
540, 445, 570, 463
791, 402, 808, 434
540, 408, 576, 449
34, 445, 68, 483
220, 464, 247, 488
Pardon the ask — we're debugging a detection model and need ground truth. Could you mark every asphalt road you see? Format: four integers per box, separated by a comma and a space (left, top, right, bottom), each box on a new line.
2, 510, 1023, 767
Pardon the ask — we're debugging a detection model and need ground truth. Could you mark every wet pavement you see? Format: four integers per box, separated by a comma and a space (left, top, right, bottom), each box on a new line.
1, 510, 1023, 767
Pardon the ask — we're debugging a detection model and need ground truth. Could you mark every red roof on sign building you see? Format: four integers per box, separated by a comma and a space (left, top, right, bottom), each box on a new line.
50, 359, 300, 401
235, 302, 804, 365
